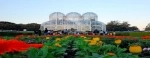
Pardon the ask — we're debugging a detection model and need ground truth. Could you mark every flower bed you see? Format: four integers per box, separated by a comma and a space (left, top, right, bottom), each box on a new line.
0, 35, 150, 58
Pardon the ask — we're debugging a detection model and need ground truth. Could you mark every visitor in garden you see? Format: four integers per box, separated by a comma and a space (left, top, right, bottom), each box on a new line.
93, 29, 99, 35
113, 31, 116, 36
61, 30, 63, 34
77, 32, 80, 35
44, 28, 48, 35
34, 30, 38, 36
47, 30, 51, 34
103, 31, 105, 35
38, 29, 41, 36
50, 30, 53, 35
105, 31, 108, 35
74, 29, 77, 34
58, 30, 62, 35
63, 29, 68, 35
100, 30, 103, 35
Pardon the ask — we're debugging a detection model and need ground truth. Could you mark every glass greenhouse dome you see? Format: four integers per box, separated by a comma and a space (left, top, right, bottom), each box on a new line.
40, 12, 106, 32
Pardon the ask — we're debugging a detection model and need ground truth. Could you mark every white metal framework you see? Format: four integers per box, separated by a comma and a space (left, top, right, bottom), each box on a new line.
40, 12, 106, 32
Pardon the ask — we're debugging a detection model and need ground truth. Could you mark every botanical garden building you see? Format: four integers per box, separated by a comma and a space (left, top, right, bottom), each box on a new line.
40, 12, 106, 32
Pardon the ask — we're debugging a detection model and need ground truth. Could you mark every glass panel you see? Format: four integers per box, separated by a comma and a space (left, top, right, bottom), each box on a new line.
40, 12, 106, 31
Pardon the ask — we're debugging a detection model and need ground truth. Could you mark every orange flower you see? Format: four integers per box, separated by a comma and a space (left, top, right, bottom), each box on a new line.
13, 35, 24, 39
108, 52, 115, 56
29, 44, 43, 48
0, 36, 4, 39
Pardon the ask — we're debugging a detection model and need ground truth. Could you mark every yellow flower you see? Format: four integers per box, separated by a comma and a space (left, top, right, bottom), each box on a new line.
129, 45, 142, 54
92, 37, 100, 41
80, 36, 84, 37
115, 39, 122, 45
48, 46, 52, 49
90, 40, 97, 43
89, 42, 97, 45
84, 40, 91, 42
54, 43, 62, 47
97, 41, 103, 46
81, 36, 87, 38
108, 52, 115, 56
56, 38, 61, 42
46, 37, 50, 39
89, 40, 97, 45
110, 33, 112, 36
83, 37, 87, 38
65, 36, 69, 38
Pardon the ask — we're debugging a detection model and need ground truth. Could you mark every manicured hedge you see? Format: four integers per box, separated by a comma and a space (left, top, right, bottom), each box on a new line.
115, 31, 150, 37
0, 31, 34, 36
129, 32, 150, 37
115, 32, 129, 36
1, 31, 150, 37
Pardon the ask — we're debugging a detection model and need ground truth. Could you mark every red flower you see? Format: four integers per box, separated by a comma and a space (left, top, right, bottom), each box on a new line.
29, 44, 43, 48
6, 39, 30, 53
0, 39, 7, 55
0, 39, 30, 55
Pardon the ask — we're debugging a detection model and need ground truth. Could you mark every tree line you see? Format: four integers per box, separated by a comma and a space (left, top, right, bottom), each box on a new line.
0, 21, 40, 31
0, 21, 150, 31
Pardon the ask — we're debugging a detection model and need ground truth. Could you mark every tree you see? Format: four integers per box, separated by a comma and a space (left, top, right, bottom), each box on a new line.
25, 23, 40, 31
145, 23, 150, 31
0, 21, 17, 30
121, 21, 130, 27
106, 21, 139, 31
106, 21, 121, 31
128, 26, 139, 31
0, 21, 40, 31
17, 24, 26, 31
120, 21, 130, 31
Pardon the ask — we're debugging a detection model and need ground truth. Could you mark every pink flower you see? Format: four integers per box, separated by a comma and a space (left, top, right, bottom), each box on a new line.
143, 48, 148, 51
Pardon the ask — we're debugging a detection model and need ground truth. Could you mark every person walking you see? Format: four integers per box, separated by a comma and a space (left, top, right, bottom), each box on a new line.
34, 30, 38, 36
44, 28, 48, 35
63, 29, 68, 35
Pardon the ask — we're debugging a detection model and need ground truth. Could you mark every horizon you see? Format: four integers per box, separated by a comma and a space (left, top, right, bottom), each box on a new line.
0, 0, 150, 31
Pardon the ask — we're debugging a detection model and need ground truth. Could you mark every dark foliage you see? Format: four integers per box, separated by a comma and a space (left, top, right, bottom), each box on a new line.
0, 21, 40, 31
106, 21, 139, 31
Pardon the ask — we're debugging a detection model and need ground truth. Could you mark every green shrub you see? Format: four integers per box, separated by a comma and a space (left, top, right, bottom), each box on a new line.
116, 32, 129, 36
115, 32, 150, 37
0, 32, 33, 36
129, 32, 150, 37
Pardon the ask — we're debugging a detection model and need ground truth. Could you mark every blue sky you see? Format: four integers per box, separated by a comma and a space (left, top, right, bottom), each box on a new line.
0, 0, 150, 30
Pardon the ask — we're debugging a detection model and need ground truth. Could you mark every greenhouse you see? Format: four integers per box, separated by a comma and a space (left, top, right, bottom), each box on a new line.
40, 12, 106, 32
